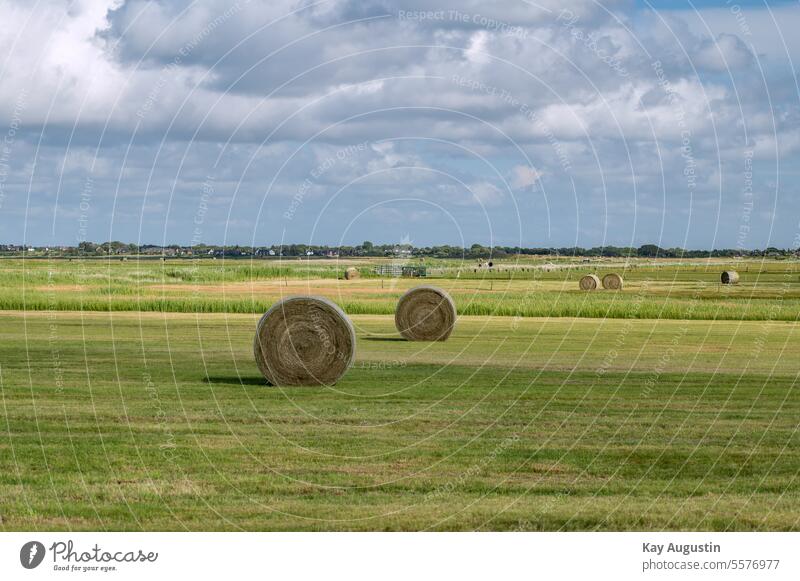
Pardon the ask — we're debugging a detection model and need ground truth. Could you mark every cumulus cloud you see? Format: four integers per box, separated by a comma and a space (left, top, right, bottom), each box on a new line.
510, 165, 543, 189
0, 0, 796, 247
469, 181, 504, 205
694, 33, 754, 72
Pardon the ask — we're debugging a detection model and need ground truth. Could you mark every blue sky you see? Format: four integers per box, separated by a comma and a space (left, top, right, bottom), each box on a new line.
0, 0, 798, 249
642, 1, 793, 7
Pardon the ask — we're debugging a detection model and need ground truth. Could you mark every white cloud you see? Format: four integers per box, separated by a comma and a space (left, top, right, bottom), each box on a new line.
510, 165, 543, 189
694, 33, 754, 72
0, 0, 796, 247
469, 181, 503, 205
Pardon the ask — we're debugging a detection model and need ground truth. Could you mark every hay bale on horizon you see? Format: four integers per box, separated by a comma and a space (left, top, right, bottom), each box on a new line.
579, 274, 600, 291
721, 270, 740, 285
602, 272, 624, 290
344, 267, 360, 280
253, 296, 355, 386
395, 285, 456, 341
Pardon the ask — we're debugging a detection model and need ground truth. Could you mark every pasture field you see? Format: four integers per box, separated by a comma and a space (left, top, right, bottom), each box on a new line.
0, 256, 798, 531
0, 309, 798, 531
2, 256, 800, 320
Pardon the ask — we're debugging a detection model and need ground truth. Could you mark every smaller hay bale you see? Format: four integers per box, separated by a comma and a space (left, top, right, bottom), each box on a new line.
344, 267, 360, 280
579, 274, 600, 291
253, 296, 355, 386
721, 270, 740, 285
602, 272, 624, 290
395, 285, 456, 341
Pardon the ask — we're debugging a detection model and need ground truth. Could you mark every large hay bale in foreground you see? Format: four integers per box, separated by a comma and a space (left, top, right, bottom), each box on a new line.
721, 270, 740, 285
579, 274, 600, 291
602, 272, 624, 290
344, 267, 360, 280
395, 285, 456, 341
253, 296, 355, 386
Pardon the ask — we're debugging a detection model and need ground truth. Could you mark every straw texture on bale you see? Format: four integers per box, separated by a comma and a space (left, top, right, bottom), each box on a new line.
602, 273, 624, 290
344, 267, 360, 280
395, 285, 456, 341
721, 270, 740, 285
579, 274, 600, 291
253, 296, 355, 386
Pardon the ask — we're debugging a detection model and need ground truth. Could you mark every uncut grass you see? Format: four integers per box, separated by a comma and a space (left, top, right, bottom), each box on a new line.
1, 312, 797, 531
3, 257, 800, 320
3, 288, 799, 321
0, 259, 345, 285
4, 256, 798, 284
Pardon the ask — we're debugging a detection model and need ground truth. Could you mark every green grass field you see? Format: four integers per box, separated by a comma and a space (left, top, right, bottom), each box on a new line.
1, 308, 798, 531
3, 256, 800, 320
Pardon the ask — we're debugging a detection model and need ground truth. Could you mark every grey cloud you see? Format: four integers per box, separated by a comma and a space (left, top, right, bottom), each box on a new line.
0, 0, 796, 247
694, 33, 754, 71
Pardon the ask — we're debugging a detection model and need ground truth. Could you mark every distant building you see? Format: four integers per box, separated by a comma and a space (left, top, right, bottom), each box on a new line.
374, 265, 427, 277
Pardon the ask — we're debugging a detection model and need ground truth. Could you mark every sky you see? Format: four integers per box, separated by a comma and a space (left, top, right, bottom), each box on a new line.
0, 0, 798, 249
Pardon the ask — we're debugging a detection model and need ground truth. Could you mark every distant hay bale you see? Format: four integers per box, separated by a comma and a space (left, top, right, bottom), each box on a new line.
721, 270, 740, 285
395, 285, 456, 341
579, 274, 600, 291
602, 273, 624, 290
344, 267, 360, 280
253, 296, 355, 386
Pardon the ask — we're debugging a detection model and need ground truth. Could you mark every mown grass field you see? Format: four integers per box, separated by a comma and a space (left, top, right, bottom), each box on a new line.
1, 309, 798, 531
3, 256, 800, 320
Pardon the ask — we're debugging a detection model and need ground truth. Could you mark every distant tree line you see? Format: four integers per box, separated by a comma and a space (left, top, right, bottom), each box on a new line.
1, 241, 797, 259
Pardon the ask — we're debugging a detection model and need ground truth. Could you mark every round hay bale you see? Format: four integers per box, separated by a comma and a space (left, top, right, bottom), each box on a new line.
253, 296, 355, 386
344, 267, 360, 280
721, 270, 740, 285
579, 274, 600, 291
602, 272, 624, 290
395, 285, 456, 341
